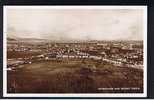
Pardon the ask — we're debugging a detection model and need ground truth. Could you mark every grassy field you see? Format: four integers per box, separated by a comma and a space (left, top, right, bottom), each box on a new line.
7, 60, 143, 93
7, 51, 42, 59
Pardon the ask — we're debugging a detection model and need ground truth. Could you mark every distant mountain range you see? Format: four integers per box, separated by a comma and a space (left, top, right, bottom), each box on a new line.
7, 37, 143, 44
7, 37, 49, 43
7, 37, 17, 41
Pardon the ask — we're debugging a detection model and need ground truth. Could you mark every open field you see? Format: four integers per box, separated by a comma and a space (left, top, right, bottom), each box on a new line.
7, 51, 42, 59
7, 60, 143, 93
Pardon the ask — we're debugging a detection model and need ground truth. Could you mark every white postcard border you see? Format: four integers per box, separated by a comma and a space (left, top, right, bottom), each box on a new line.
3, 6, 147, 97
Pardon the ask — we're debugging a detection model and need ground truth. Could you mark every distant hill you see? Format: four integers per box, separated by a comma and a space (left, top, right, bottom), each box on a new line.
7, 37, 17, 41
7, 36, 50, 44
7, 36, 143, 43
18, 38, 49, 43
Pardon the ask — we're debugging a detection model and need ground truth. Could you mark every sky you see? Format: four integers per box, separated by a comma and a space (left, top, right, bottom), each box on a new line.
6, 7, 144, 41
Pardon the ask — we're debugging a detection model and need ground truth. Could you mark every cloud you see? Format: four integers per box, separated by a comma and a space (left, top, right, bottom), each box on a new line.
6, 8, 144, 40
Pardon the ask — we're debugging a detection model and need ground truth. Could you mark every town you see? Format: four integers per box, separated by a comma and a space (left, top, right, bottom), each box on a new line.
7, 39, 144, 93
7, 39, 143, 70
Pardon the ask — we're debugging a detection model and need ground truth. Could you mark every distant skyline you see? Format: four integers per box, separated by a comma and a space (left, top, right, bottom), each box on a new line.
6, 7, 145, 40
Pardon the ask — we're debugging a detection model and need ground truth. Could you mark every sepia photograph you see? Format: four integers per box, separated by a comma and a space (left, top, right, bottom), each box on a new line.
3, 6, 147, 97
